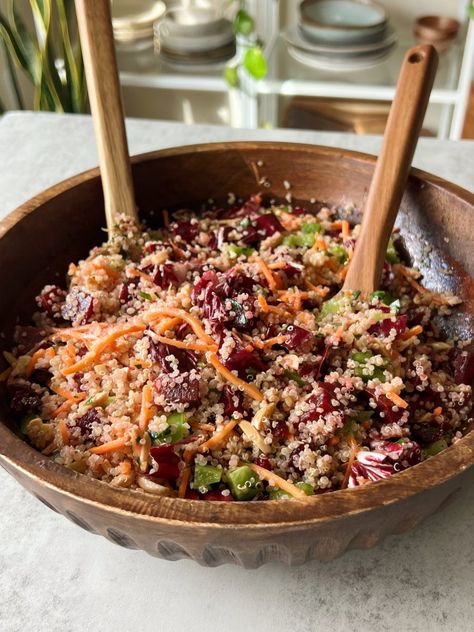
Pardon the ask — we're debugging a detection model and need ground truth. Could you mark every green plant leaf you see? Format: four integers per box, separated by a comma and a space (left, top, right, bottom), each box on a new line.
234, 9, 255, 35
223, 64, 239, 88
0, 3, 40, 84
56, 0, 84, 112
243, 45, 267, 80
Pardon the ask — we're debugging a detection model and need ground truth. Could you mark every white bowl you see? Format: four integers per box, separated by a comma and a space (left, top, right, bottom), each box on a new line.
112, 0, 166, 30
155, 18, 234, 53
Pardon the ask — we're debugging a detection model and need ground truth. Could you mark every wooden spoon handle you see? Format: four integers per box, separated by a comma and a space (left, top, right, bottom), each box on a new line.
343, 45, 438, 294
75, 0, 138, 231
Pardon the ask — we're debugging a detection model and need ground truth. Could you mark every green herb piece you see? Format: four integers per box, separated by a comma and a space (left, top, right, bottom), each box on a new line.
329, 244, 349, 263
167, 412, 186, 425
284, 370, 307, 387
422, 438, 449, 458
193, 464, 222, 491
139, 291, 153, 301
243, 46, 267, 80
386, 237, 400, 264
352, 290, 361, 300
301, 221, 322, 234
351, 351, 389, 382
227, 465, 263, 500
319, 296, 343, 319
369, 290, 395, 305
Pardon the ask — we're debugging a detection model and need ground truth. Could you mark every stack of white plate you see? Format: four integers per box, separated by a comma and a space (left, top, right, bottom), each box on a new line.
154, 5, 236, 67
284, 0, 398, 71
111, 0, 166, 45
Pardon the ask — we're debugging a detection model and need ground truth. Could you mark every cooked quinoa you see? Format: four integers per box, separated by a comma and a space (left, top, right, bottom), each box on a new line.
3, 195, 473, 501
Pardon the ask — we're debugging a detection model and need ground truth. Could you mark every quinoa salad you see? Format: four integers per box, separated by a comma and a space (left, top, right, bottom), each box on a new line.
2, 195, 473, 501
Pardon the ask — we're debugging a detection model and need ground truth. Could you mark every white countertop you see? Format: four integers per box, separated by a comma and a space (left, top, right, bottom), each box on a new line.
0, 112, 473, 632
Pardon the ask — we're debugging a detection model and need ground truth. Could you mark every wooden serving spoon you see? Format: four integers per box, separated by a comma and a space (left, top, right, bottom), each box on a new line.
75, 0, 138, 232
343, 45, 438, 294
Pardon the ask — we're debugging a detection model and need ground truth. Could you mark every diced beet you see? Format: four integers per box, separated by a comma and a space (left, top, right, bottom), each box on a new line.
14, 326, 49, 354
300, 382, 339, 424
201, 490, 234, 501
256, 213, 284, 237
281, 325, 312, 352
369, 314, 408, 337
76, 408, 101, 439
118, 277, 138, 304
411, 421, 451, 444
155, 376, 201, 406
151, 263, 179, 289
185, 490, 200, 500
216, 271, 256, 298
291, 206, 306, 215
254, 455, 272, 470
223, 196, 261, 219
171, 220, 198, 244
453, 345, 474, 387
365, 389, 405, 425
8, 383, 42, 415
61, 288, 95, 325
224, 348, 266, 380
149, 446, 181, 479
281, 263, 303, 278
148, 338, 197, 374
273, 420, 290, 439
370, 439, 421, 469
36, 286, 66, 320
220, 384, 244, 416
145, 241, 167, 254
240, 224, 260, 245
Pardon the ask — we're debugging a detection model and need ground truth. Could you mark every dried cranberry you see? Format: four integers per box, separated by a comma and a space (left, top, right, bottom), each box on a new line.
61, 288, 95, 325
281, 325, 312, 352
453, 345, 474, 387
185, 490, 200, 500
411, 421, 451, 444
150, 445, 181, 479
291, 206, 306, 215
155, 376, 201, 406
281, 263, 302, 279
36, 286, 66, 320
273, 420, 290, 439
171, 220, 198, 244
254, 455, 272, 470
76, 408, 101, 438
224, 348, 266, 380
220, 384, 244, 416
8, 384, 42, 415
148, 338, 197, 374
201, 490, 233, 501
369, 314, 408, 338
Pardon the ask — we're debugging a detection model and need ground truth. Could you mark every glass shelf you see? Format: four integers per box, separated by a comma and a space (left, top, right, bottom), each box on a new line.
259, 34, 463, 102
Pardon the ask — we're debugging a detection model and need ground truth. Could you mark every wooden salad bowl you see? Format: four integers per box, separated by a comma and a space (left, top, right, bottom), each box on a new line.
0, 142, 473, 567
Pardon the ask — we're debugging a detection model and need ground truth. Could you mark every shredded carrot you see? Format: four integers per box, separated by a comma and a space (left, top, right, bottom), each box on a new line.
50, 383, 79, 400
401, 325, 423, 340
311, 236, 327, 251
121, 460, 132, 476
256, 256, 281, 293
189, 422, 216, 432
252, 335, 287, 350
58, 418, 70, 445
248, 463, 307, 499
62, 324, 146, 375
386, 391, 409, 409
267, 304, 293, 318
338, 264, 350, 282
198, 419, 239, 452
305, 279, 330, 297
433, 406, 443, 416
268, 262, 292, 270
257, 294, 269, 313
150, 332, 217, 353
183, 448, 196, 464
127, 268, 154, 284
139, 384, 154, 432
341, 220, 350, 240
90, 438, 127, 455
154, 317, 181, 336
51, 393, 86, 418
327, 436, 340, 447
0, 367, 12, 382
330, 220, 343, 230
342, 436, 359, 489
26, 348, 47, 377
208, 353, 264, 402
143, 308, 215, 347
178, 466, 191, 498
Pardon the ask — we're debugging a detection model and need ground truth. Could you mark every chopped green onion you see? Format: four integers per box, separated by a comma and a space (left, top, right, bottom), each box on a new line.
225, 244, 255, 258
329, 244, 349, 263
282, 233, 315, 248
301, 221, 322, 234
227, 466, 263, 500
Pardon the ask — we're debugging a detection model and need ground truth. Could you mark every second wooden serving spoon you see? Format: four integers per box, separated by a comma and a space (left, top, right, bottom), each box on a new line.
342, 44, 438, 295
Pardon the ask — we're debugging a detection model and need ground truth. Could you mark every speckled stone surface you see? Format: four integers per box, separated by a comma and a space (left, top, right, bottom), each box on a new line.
0, 112, 473, 632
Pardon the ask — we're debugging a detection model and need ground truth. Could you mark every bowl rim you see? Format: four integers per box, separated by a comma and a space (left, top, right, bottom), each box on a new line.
0, 140, 473, 529
299, 0, 387, 32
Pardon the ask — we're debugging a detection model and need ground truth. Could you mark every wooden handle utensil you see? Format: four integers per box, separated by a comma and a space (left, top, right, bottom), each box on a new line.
75, 0, 138, 232
343, 45, 438, 294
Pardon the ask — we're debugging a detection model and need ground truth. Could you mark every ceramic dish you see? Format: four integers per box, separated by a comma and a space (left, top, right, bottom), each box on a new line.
155, 18, 234, 53
285, 24, 398, 56
299, 0, 387, 44
0, 143, 473, 567
287, 42, 395, 71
